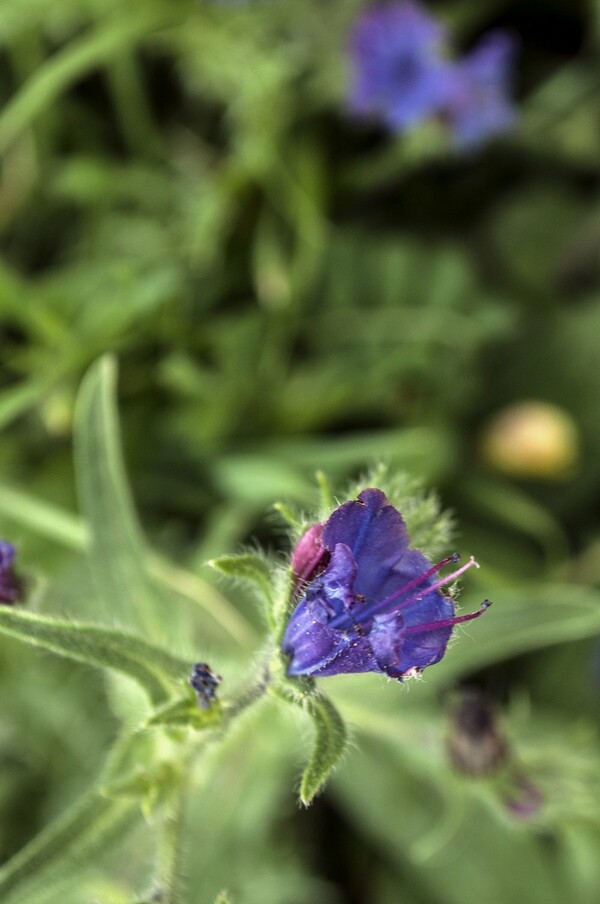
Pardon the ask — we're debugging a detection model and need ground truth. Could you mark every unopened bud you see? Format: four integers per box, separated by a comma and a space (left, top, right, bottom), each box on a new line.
189, 663, 221, 709
290, 523, 330, 594
447, 689, 508, 776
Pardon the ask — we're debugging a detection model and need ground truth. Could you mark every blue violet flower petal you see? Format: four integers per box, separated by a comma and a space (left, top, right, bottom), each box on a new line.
443, 30, 517, 147
348, 1, 452, 130
346, 2, 517, 147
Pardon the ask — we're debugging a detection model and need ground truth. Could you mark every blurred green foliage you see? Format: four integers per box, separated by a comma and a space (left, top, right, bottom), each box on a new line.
1, 0, 600, 902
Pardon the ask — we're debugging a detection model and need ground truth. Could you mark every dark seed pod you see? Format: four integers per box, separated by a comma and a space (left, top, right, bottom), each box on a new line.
189, 663, 222, 709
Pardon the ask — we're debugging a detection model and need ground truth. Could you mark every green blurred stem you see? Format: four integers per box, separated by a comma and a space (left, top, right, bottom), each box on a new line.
157, 765, 190, 904
316, 470, 334, 513
0, 788, 137, 902
106, 53, 161, 159
223, 661, 272, 727
6, 30, 58, 156
0, 380, 50, 432
151, 666, 272, 899
271, 573, 296, 647
0, 9, 178, 155
0, 665, 273, 903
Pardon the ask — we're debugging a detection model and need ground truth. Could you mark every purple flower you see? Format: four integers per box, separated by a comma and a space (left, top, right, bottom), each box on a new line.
442, 31, 517, 147
283, 489, 489, 680
0, 540, 21, 605
348, 1, 452, 130
347, 2, 517, 147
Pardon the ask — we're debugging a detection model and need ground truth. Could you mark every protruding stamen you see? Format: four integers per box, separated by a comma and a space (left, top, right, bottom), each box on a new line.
404, 599, 492, 635
331, 554, 478, 630
411, 556, 479, 602
381, 554, 470, 612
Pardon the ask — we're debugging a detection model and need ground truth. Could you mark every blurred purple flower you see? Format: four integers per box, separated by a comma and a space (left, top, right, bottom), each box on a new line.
283, 489, 489, 680
0, 540, 21, 605
347, 2, 517, 147
443, 31, 517, 147
348, 1, 452, 130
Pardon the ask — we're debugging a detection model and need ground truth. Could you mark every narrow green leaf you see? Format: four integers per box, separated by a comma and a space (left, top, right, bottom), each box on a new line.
0, 483, 257, 647
462, 476, 569, 564
74, 356, 165, 635
248, 426, 458, 481
272, 501, 303, 530
0, 607, 191, 704
299, 693, 348, 806
0, 483, 88, 549
208, 553, 274, 603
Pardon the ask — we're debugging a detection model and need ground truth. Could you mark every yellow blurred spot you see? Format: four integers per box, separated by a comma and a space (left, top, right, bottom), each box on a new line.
480, 401, 580, 478
41, 389, 74, 437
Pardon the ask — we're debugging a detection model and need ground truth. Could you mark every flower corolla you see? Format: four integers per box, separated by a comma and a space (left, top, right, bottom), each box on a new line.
283, 489, 489, 680
347, 1, 517, 147
348, 1, 451, 130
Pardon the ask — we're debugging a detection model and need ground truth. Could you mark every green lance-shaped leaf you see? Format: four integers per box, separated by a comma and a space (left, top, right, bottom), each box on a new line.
0, 483, 88, 549
300, 693, 348, 806
0, 607, 192, 704
273, 684, 348, 806
74, 356, 166, 636
208, 553, 273, 600
272, 501, 303, 531
208, 553, 275, 626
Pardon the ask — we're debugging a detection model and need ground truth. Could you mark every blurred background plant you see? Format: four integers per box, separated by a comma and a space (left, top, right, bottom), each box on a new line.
1, 0, 600, 902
